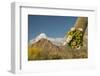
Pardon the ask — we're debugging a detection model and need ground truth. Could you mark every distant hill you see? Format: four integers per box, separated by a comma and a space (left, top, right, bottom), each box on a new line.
29, 33, 64, 46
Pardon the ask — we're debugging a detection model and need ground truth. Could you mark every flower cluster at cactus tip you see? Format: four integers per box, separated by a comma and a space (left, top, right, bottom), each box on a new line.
65, 27, 83, 49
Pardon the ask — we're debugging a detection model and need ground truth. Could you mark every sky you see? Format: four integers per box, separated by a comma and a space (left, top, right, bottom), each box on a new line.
28, 15, 77, 41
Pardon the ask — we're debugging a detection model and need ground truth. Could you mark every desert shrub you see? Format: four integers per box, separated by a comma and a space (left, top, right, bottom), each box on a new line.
28, 47, 43, 60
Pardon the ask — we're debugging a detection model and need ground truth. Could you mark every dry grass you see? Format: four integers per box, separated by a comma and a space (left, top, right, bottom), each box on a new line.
28, 46, 88, 60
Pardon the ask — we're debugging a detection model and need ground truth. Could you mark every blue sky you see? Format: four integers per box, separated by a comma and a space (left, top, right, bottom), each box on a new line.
28, 15, 77, 41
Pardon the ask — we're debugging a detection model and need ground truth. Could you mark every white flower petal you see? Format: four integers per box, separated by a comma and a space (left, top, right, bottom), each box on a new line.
71, 27, 75, 31
66, 35, 72, 43
63, 42, 67, 45
78, 28, 83, 31
77, 46, 81, 49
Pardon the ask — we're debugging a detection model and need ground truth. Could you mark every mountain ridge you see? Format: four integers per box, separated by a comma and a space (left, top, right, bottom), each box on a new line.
29, 33, 64, 46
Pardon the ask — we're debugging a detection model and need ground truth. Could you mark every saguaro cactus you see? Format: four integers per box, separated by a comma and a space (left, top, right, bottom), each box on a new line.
63, 17, 88, 49
74, 17, 88, 34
